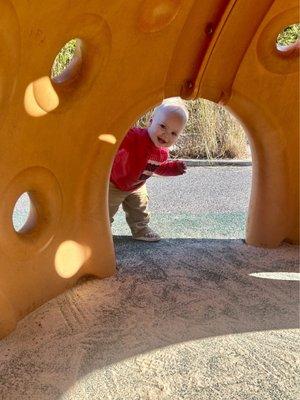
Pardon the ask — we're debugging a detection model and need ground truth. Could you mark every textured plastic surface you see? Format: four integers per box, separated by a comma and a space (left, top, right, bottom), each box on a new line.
0, 0, 298, 338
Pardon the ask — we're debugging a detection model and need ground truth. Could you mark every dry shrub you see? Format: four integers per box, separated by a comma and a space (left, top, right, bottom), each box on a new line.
136, 99, 249, 159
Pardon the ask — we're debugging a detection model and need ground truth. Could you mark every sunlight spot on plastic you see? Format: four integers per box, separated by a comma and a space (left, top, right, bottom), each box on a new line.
139, 0, 181, 33
249, 272, 300, 281
55, 240, 91, 279
24, 76, 59, 117
98, 134, 117, 144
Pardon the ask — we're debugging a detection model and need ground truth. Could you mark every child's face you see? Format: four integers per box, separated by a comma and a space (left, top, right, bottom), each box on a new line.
148, 110, 186, 148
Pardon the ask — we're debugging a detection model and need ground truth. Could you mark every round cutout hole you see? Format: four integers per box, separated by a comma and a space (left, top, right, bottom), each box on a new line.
51, 38, 83, 84
12, 192, 37, 233
276, 23, 300, 51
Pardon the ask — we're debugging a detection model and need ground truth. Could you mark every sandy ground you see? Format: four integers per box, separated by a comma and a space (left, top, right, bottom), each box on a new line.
0, 237, 299, 400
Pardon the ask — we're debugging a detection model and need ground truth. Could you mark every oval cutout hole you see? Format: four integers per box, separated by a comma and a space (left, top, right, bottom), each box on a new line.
276, 23, 300, 52
12, 192, 37, 233
51, 38, 83, 84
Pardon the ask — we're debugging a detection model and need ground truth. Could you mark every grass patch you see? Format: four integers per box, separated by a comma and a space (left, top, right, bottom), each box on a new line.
277, 23, 300, 46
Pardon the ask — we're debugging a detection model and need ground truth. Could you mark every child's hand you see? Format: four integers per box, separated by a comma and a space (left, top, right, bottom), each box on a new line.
155, 160, 187, 176
176, 160, 187, 175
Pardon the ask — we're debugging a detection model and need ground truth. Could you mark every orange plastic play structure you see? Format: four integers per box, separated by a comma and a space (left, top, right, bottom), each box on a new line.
0, 0, 299, 338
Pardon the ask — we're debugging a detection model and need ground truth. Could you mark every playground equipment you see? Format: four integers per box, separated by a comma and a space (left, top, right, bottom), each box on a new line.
0, 0, 298, 338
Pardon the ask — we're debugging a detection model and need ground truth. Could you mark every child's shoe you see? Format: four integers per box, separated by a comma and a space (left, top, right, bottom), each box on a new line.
132, 227, 161, 242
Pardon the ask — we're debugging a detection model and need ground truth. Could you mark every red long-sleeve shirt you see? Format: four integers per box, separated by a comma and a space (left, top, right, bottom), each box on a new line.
110, 127, 182, 191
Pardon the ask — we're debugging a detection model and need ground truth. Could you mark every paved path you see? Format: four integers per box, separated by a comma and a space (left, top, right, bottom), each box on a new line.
14, 166, 252, 238
112, 166, 252, 239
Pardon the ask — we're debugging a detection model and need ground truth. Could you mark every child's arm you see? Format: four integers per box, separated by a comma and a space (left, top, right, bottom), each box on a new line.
155, 160, 186, 176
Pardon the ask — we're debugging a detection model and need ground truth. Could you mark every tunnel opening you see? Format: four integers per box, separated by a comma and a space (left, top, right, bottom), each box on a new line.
110, 98, 252, 241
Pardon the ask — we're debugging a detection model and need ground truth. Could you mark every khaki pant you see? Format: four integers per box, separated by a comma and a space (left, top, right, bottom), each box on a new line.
109, 182, 150, 234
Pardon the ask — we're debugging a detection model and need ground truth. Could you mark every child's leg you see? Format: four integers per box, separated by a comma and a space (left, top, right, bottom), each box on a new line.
109, 182, 128, 224
122, 184, 160, 241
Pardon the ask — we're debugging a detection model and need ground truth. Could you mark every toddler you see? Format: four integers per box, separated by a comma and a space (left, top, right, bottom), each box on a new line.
109, 99, 188, 241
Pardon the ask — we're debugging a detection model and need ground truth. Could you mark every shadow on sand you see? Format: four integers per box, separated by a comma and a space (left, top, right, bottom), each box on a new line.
0, 237, 298, 399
